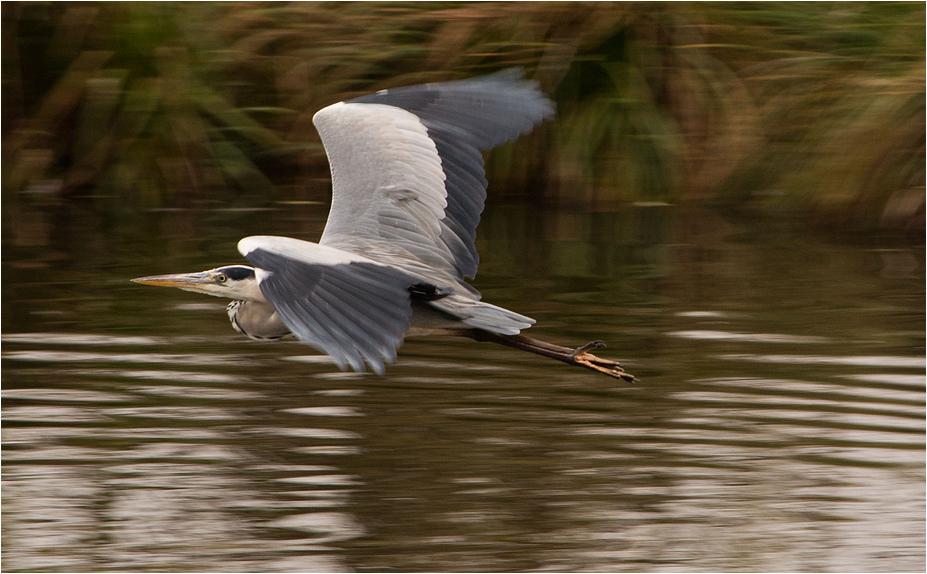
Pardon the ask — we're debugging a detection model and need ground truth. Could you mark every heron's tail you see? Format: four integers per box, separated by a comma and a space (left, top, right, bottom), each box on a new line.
427, 295, 534, 336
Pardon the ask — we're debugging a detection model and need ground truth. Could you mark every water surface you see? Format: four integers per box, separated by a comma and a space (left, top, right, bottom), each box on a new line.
3, 202, 924, 572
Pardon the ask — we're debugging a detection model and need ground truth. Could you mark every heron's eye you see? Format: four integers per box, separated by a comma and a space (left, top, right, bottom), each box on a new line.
217, 274, 228, 284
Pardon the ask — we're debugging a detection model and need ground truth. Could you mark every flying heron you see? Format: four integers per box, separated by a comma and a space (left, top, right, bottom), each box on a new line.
133, 69, 634, 382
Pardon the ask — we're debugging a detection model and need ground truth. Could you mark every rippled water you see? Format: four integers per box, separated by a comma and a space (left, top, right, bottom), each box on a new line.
3, 203, 924, 572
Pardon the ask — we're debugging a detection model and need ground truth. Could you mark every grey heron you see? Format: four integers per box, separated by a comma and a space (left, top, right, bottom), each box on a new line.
133, 69, 634, 382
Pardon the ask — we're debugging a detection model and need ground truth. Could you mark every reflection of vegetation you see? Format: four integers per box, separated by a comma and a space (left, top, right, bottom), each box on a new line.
3, 2, 923, 231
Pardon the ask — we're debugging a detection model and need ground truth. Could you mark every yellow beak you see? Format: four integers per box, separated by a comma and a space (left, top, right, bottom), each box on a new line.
131, 272, 215, 294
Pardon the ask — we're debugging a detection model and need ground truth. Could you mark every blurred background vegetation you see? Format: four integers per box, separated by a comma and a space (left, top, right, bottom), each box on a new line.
3, 1, 924, 234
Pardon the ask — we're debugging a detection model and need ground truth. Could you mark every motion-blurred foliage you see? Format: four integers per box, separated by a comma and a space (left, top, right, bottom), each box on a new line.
3, 2, 924, 232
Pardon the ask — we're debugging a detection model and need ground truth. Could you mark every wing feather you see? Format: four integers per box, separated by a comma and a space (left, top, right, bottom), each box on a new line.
313, 68, 554, 281
239, 236, 415, 374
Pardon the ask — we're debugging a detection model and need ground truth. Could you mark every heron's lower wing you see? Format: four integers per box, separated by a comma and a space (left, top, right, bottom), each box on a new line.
239, 236, 415, 374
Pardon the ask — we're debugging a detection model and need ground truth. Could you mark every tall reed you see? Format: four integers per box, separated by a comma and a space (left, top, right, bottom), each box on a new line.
3, 2, 922, 232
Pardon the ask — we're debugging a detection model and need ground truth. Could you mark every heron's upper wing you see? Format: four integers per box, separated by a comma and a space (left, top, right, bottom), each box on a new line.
313, 69, 554, 280
239, 236, 416, 374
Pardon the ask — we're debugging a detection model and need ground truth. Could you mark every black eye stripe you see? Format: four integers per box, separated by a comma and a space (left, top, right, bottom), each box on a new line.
217, 266, 255, 281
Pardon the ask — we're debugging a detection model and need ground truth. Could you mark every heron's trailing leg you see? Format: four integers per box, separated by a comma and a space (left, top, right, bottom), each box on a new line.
461, 330, 636, 383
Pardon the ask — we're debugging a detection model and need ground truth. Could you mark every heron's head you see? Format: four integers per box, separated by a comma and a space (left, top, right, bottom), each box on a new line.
132, 265, 264, 301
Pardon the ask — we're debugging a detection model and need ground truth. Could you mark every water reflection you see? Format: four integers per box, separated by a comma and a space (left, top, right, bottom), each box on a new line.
2, 204, 924, 572
668, 330, 831, 343
2, 333, 163, 345
4, 350, 253, 366
720, 353, 926, 368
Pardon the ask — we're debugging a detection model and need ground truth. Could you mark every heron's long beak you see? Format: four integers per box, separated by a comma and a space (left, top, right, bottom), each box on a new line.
131, 272, 215, 294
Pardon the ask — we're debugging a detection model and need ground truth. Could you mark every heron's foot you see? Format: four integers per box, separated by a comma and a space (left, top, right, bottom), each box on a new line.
571, 340, 607, 357
571, 341, 636, 383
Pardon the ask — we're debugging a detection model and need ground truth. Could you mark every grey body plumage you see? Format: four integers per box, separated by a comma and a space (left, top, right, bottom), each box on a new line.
227, 300, 290, 341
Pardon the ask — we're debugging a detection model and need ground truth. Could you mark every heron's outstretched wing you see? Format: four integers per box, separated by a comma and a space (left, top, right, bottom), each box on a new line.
239, 236, 416, 374
313, 69, 554, 281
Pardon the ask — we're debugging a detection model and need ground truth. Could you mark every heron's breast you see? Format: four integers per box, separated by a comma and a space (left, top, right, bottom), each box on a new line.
228, 300, 291, 340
